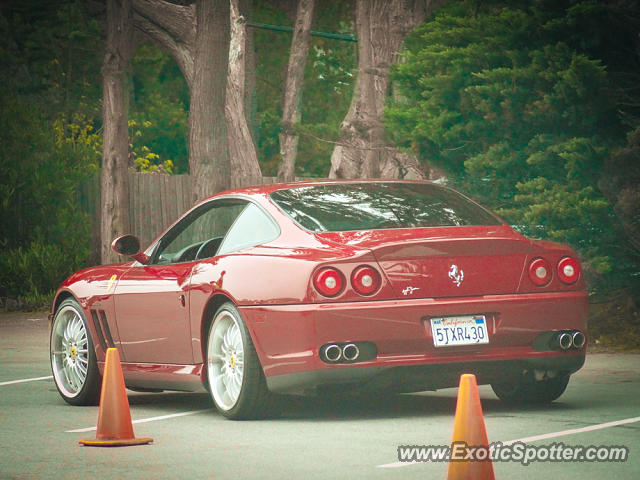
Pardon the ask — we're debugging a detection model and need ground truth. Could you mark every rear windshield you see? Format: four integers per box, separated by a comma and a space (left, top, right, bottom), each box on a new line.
269, 183, 502, 232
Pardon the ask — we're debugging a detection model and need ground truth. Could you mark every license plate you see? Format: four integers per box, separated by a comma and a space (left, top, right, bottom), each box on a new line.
430, 315, 489, 347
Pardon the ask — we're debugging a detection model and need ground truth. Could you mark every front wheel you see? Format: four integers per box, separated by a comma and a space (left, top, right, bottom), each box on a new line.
50, 298, 101, 405
491, 371, 570, 404
206, 302, 278, 419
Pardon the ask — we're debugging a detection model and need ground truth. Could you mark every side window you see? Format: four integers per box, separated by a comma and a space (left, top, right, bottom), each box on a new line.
152, 200, 247, 264
217, 203, 280, 255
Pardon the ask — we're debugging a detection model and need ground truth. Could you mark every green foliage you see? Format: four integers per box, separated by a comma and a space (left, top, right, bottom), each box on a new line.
128, 119, 175, 174
253, 0, 355, 176
386, 1, 627, 282
0, 1, 102, 304
122, 2, 356, 178
53, 112, 102, 158
130, 44, 189, 173
589, 290, 640, 351
252, 2, 295, 176
0, 241, 78, 304
298, 33, 355, 177
0, 0, 102, 122
0, 0, 349, 304
0, 89, 94, 301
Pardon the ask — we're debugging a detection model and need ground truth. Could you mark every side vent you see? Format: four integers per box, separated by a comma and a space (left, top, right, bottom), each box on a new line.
90, 309, 115, 349
90, 310, 107, 350
99, 310, 115, 347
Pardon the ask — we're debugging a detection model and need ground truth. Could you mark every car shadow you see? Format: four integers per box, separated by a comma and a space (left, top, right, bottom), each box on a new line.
275, 391, 581, 422
127, 390, 212, 409
124, 388, 581, 422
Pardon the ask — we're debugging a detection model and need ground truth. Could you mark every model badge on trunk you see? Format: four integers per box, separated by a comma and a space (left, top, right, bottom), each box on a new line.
402, 286, 420, 296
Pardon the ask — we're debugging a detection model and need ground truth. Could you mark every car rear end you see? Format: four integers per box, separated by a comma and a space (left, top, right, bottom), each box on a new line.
246, 182, 587, 395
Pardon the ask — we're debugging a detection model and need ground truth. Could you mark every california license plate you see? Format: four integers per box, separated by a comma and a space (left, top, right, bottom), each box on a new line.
430, 315, 489, 347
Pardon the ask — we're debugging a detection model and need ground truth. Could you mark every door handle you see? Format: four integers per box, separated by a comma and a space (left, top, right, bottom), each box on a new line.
179, 294, 186, 307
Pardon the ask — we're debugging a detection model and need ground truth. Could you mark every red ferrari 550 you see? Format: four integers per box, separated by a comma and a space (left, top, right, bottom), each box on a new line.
50, 181, 587, 419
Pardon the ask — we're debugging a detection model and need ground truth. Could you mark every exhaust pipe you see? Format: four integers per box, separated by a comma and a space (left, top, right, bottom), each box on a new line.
555, 332, 573, 350
323, 344, 342, 362
342, 343, 360, 361
571, 331, 586, 349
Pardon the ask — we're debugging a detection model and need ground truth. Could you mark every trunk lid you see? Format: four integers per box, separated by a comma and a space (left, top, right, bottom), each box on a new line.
317, 226, 532, 299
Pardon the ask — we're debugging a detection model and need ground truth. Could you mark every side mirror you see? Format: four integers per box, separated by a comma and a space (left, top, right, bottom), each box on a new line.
111, 235, 149, 264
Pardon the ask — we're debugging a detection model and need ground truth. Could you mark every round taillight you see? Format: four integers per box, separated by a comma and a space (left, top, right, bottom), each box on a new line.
313, 268, 344, 297
351, 265, 381, 296
558, 257, 580, 284
528, 258, 552, 286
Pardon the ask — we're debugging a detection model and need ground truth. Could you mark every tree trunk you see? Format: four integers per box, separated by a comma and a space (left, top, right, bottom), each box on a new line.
133, 0, 236, 202
226, 0, 262, 185
242, 0, 258, 145
329, 0, 446, 180
189, 0, 232, 203
277, 0, 316, 182
101, 0, 134, 264
132, 0, 196, 87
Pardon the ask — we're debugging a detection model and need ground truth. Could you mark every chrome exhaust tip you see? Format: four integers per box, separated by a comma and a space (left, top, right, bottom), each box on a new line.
571, 331, 586, 349
342, 343, 360, 361
323, 344, 342, 362
558, 332, 572, 350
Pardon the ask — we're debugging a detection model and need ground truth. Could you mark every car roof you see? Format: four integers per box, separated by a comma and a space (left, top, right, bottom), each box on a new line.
204, 179, 440, 201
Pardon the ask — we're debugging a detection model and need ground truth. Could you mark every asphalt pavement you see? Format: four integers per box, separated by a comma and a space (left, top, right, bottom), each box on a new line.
1, 311, 638, 479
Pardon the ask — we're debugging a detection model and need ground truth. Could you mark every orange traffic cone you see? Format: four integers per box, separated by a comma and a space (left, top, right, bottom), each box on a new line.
79, 348, 153, 447
447, 374, 495, 480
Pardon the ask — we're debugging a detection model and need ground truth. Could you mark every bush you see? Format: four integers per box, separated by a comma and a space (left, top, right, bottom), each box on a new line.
0, 88, 95, 303
0, 240, 87, 307
385, 2, 625, 285
589, 291, 640, 351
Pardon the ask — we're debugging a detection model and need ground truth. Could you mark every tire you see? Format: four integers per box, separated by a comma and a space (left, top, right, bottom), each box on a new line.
205, 302, 279, 420
491, 371, 570, 404
50, 298, 101, 405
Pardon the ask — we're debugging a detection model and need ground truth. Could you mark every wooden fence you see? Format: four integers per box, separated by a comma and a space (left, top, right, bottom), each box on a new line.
80, 172, 288, 263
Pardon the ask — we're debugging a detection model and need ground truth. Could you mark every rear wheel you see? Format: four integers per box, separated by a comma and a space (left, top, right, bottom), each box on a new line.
50, 298, 101, 405
206, 302, 278, 419
491, 372, 570, 404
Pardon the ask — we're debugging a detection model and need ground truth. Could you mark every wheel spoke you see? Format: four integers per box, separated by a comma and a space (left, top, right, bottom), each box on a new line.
231, 324, 241, 348
77, 362, 87, 376
77, 362, 86, 382
213, 327, 225, 343
62, 363, 74, 389
63, 321, 71, 342
213, 373, 226, 396
234, 371, 243, 390
223, 328, 232, 351
209, 353, 224, 363
227, 374, 240, 400
69, 364, 80, 386
69, 317, 80, 339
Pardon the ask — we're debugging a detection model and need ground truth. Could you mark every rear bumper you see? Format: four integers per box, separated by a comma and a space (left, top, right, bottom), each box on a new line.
266, 354, 585, 394
240, 291, 588, 394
